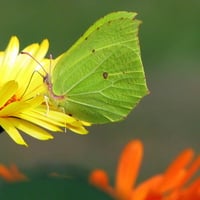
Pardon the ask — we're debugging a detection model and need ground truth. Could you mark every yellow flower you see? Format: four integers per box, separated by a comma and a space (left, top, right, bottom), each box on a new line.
0, 36, 89, 146
89, 139, 200, 200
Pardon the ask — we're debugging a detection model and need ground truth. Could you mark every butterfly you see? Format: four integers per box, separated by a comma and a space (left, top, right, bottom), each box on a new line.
44, 11, 149, 124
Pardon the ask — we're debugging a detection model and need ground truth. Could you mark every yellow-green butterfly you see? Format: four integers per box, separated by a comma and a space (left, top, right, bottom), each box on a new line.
45, 11, 149, 123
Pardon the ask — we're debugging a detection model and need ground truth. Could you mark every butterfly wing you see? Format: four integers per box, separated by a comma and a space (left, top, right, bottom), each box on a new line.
52, 11, 149, 123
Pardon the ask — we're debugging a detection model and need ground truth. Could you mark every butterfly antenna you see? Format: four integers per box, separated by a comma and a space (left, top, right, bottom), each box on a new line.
20, 51, 47, 98
21, 51, 48, 75
49, 54, 53, 72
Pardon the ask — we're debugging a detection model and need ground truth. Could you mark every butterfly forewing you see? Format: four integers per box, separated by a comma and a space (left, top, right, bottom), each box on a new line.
52, 11, 149, 123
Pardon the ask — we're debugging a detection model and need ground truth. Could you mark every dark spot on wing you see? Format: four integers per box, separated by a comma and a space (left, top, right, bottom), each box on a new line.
85, 37, 88, 40
96, 27, 100, 30
103, 72, 108, 79
92, 49, 95, 53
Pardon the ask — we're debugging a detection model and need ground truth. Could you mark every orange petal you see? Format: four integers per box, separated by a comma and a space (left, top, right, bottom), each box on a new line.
0, 164, 27, 182
0, 164, 14, 181
89, 169, 113, 195
132, 174, 163, 200
9, 164, 28, 181
159, 149, 194, 192
164, 149, 194, 178
183, 177, 200, 199
115, 139, 143, 198
176, 155, 200, 188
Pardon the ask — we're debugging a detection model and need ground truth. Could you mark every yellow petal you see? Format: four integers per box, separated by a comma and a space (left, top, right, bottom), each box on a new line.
0, 118, 27, 146
0, 52, 5, 65
0, 36, 19, 83
0, 101, 29, 117
66, 121, 88, 134
10, 118, 54, 141
16, 112, 63, 132
0, 80, 18, 108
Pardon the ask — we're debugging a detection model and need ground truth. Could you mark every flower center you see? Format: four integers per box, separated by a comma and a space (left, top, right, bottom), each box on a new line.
0, 95, 18, 110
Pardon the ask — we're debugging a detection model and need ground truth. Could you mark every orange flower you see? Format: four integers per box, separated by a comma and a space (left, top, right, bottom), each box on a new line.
89, 139, 200, 200
0, 164, 27, 182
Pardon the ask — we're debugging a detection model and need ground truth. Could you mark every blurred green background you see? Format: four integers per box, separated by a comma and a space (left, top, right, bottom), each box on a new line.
0, 0, 199, 182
